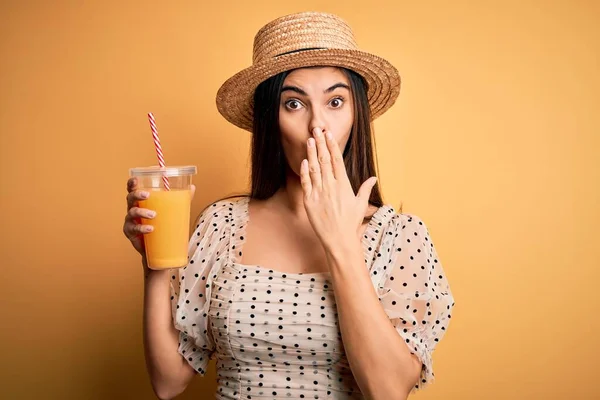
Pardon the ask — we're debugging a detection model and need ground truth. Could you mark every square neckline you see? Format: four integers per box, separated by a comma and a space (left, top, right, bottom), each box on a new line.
230, 196, 393, 277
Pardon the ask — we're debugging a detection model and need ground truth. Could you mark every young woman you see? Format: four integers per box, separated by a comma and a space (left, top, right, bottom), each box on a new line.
123, 11, 454, 400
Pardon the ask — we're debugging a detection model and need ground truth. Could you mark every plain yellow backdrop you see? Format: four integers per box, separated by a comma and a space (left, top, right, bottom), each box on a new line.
1, 0, 598, 399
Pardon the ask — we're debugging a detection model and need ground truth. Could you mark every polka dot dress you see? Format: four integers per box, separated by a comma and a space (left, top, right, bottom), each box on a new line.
170, 197, 454, 399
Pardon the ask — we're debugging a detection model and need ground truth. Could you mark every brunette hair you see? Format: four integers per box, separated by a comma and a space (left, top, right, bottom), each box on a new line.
205, 67, 395, 218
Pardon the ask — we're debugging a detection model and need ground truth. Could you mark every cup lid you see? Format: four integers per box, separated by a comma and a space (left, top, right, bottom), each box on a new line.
129, 165, 197, 177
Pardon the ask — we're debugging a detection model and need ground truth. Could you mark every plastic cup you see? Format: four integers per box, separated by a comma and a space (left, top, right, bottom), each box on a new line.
129, 165, 197, 270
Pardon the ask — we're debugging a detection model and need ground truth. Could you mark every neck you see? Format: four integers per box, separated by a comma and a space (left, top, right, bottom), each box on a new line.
270, 165, 310, 224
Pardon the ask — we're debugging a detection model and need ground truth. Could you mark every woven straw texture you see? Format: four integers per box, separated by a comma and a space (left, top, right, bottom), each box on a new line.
216, 12, 401, 132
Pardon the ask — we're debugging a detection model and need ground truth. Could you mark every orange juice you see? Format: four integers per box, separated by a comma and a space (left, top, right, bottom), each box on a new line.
139, 188, 191, 269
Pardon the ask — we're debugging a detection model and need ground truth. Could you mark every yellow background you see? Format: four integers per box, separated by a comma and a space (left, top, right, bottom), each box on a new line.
1, 0, 598, 399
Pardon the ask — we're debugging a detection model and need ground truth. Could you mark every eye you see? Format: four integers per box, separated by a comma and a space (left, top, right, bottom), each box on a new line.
329, 97, 344, 108
285, 99, 303, 110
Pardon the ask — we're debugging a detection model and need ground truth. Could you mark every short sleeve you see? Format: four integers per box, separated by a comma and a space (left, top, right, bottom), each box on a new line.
169, 200, 232, 375
377, 214, 455, 392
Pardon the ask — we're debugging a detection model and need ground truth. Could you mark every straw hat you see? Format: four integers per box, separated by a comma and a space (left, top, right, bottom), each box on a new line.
216, 11, 401, 132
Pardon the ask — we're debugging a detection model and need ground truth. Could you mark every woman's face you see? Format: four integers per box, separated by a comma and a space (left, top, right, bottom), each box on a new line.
279, 67, 354, 176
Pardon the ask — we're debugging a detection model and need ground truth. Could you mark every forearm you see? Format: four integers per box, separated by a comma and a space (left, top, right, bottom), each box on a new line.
142, 259, 193, 399
326, 242, 421, 399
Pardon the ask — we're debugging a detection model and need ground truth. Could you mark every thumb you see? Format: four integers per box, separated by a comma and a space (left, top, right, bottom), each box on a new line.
357, 177, 377, 203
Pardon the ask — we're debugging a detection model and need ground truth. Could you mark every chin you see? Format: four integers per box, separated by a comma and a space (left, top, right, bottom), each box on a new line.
284, 159, 301, 177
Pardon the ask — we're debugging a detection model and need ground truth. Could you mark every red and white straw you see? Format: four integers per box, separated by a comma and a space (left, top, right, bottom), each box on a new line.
148, 112, 170, 190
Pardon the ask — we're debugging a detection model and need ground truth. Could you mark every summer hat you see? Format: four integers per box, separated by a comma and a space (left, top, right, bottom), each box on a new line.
215, 11, 401, 132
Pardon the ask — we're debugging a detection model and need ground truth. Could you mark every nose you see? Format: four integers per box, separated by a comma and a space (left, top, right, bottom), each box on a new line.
308, 108, 327, 137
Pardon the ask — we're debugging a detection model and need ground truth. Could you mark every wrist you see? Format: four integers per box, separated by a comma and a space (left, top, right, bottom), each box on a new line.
142, 258, 169, 280
324, 236, 363, 264
142, 256, 150, 276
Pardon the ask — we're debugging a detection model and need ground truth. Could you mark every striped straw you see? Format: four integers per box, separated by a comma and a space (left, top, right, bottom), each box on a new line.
147, 112, 170, 190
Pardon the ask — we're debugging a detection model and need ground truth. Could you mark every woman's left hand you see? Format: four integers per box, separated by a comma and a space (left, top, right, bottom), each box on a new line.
300, 127, 378, 253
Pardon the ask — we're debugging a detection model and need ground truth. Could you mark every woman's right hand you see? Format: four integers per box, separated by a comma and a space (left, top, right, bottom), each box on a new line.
123, 177, 156, 257
123, 177, 197, 258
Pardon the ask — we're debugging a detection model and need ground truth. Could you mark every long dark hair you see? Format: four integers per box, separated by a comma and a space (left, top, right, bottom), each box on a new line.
209, 67, 390, 216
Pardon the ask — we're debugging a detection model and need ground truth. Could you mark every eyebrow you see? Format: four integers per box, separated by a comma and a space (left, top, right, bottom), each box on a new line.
281, 82, 350, 96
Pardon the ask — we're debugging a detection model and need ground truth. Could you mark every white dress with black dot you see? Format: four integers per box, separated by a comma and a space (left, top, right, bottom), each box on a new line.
170, 197, 454, 399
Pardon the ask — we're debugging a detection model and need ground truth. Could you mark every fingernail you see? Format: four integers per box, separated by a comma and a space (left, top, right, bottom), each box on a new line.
145, 226, 154, 232
314, 128, 322, 138
326, 132, 333, 140
308, 138, 315, 147
147, 211, 156, 218
140, 191, 149, 198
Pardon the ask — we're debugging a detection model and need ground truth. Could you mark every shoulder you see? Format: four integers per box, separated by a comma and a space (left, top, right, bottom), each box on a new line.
204, 196, 247, 213
366, 203, 429, 230
195, 196, 248, 225
390, 212, 429, 231
388, 212, 433, 243
373, 208, 433, 245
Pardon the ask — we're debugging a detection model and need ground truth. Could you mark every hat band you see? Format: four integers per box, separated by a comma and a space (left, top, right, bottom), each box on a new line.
274, 47, 327, 58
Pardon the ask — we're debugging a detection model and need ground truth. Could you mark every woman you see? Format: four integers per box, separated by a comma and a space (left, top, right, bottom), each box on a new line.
123, 12, 454, 400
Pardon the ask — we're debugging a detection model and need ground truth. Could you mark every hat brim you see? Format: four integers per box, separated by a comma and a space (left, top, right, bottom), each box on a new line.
215, 48, 401, 132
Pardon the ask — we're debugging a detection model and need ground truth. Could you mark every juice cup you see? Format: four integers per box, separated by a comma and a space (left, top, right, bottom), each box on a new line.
129, 165, 197, 270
